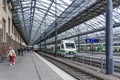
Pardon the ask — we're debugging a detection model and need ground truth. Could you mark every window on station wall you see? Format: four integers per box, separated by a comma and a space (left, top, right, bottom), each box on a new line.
14, 28, 16, 35
2, 0, 6, 12
14, 28, 17, 41
8, 17, 10, 36
16, 32, 18, 40
12, 23, 14, 34
17, 33, 19, 41
2, 18, 6, 42
7, 0, 12, 12
18, 34, 20, 43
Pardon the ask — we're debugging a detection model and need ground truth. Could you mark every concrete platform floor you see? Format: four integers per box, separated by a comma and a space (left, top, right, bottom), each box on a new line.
0, 52, 76, 80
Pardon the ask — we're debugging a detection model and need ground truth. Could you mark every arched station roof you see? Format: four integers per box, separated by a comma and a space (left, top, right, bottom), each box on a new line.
11, 0, 120, 45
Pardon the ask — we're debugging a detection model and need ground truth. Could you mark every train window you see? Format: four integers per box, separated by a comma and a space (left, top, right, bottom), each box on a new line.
103, 44, 105, 46
116, 43, 119, 46
114, 43, 118, 46
57, 46, 60, 50
65, 43, 75, 48
61, 44, 64, 48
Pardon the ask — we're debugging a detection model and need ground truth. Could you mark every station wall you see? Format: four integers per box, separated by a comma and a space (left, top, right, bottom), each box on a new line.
0, 0, 26, 57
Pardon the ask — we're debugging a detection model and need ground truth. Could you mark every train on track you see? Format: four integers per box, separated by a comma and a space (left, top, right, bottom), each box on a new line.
33, 45, 40, 52
79, 41, 120, 52
45, 40, 77, 57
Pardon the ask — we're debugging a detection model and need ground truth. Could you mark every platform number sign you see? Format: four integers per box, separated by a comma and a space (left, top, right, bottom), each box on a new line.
85, 38, 100, 43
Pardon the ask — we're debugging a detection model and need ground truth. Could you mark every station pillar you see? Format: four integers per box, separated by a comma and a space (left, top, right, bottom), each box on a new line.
40, 37, 41, 50
44, 32, 46, 52
78, 35, 80, 52
55, 0, 58, 57
106, 0, 113, 75
55, 22, 57, 57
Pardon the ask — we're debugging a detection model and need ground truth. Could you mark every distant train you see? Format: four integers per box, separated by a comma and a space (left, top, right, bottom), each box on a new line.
46, 40, 77, 57
33, 45, 40, 52
79, 42, 120, 52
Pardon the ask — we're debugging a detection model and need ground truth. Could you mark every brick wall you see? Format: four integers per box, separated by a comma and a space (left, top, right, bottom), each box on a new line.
0, 28, 25, 55
0, 32, 11, 55
0, 28, 3, 55
12, 39, 20, 51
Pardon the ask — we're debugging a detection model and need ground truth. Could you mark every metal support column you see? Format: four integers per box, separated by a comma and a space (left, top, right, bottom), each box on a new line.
106, 0, 113, 75
55, 0, 57, 57
44, 32, 46, 52
78, 35, 80, 52
40, 36, 41, 50
55, 22, 57, 56
91, 42, 94, 55
40, 29, 42, 50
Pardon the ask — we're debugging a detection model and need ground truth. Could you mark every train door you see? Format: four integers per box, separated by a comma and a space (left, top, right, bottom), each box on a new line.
60, 43, 65, 56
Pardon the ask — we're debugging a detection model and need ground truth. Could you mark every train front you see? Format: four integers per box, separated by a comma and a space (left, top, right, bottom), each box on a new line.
64, 40, 76, 57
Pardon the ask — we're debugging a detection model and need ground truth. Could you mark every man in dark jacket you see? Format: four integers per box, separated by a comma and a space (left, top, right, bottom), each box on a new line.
18, 49, 20, 56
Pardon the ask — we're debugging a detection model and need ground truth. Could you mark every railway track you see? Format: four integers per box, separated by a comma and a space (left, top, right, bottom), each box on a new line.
72, 55, 120, 73
38, 52, 120, 80
79, 51, 120, 56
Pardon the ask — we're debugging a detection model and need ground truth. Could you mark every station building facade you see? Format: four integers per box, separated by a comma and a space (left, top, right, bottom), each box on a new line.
0, 0, 26, 57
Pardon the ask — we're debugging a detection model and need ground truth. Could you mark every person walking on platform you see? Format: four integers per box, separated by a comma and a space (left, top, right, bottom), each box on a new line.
17, 49, 20, 56
7, 47, 16, 66
20, 48, 24, 56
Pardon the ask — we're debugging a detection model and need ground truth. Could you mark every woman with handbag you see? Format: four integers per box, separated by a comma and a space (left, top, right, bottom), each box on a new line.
7, 47, 16, 66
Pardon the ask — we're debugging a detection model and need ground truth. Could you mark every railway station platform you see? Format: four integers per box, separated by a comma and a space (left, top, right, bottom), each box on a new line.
0, 52, 76, 80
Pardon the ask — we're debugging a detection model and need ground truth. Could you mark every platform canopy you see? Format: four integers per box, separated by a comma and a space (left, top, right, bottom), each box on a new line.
11, 0, 74, 44
11, 0, 120, 45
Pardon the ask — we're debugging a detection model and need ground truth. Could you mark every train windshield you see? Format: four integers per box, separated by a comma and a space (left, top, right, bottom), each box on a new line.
65, 43, 75, 48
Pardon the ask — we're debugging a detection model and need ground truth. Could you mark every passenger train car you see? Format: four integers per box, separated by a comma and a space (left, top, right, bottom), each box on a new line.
79, 41, 120, 52
46, 40, 77, 57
